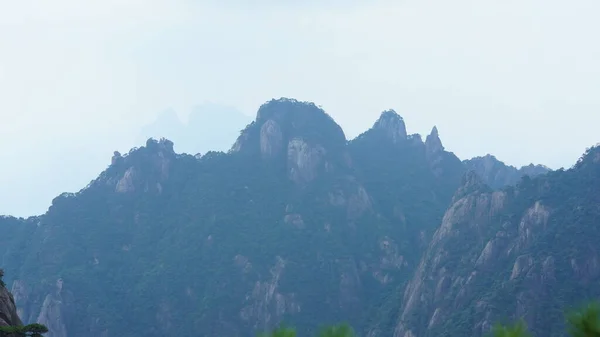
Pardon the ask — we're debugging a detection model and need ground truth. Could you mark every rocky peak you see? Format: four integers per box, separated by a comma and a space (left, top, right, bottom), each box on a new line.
372, 110, 407, 144
111, 151, 123, 165
144, 137, 175, 155
231, 98, 350, 184
425, 126, 444, 155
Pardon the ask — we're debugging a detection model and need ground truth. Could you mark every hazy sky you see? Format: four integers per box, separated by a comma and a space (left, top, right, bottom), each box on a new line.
1, 0, 599, 217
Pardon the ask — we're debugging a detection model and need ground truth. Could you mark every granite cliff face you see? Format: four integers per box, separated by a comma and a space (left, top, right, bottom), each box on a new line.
0, 284, 22, 331
392, 146, 600, 337
231, 98, 351, 185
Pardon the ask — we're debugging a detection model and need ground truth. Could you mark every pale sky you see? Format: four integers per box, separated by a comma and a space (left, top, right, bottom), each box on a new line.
1, 0, 599, 217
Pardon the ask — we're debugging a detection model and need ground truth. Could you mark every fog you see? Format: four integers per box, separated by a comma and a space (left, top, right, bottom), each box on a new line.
1, 0, 599, 216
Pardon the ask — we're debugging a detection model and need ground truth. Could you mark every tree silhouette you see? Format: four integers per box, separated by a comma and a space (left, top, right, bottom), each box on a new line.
0, 324, 49, 337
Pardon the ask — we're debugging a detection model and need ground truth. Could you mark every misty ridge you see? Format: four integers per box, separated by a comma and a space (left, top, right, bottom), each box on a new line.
2, 1, 600, 336
137, 103, 253, 156
1, 97, 599, 337
0, 103, 252, 218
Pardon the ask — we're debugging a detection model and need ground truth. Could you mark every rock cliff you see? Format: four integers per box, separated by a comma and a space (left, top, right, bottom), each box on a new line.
231, 98, 350, 185
0, 282, 22, 331
392, 146, 600, 337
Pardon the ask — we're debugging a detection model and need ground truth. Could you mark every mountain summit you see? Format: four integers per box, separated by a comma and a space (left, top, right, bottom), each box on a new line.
372, 110, 408, 144
232, 98, 350, 184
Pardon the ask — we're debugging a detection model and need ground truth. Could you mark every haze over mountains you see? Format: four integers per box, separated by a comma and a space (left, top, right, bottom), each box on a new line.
0, 104, 251, 218
137, 103, 252, 155
3, 98, 597, 337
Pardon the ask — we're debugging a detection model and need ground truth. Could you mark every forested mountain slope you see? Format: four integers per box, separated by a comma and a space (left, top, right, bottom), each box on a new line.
392, 146, 600, 337
0, 98, 555, 337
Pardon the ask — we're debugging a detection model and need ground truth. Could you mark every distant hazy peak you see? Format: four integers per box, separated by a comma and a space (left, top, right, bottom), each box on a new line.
463, 154, 551, 189
138, 103, 252, 155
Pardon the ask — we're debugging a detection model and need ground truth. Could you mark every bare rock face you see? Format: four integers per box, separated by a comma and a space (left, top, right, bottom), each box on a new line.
287, 138, 327, 184
240, 257, 300, 332
0, 284, 22, 329
36, 279, 68, 337
9, 281, 29, 323
115, 167, 137, 193
260, 120, 284, 159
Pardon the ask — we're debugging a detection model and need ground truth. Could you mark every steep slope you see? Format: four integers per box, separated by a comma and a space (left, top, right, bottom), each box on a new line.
0, 281, 22, 331
393, 145, 600, 337
464, 154, 551, 189
0, 99, 467, 337
348, 111, 466, 336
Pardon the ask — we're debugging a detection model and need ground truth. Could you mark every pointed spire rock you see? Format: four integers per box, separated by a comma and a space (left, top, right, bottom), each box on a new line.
373, 109, 407, 144
425, 126, 444, 154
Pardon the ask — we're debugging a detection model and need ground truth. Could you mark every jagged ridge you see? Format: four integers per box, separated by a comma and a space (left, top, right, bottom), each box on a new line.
0, 97, 557, 337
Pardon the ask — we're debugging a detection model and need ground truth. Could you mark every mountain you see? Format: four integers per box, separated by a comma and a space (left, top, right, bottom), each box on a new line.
464, 154, 551, 189
0, 98, 561, 337
391, 146, 600, 337
138, 103, 252, 155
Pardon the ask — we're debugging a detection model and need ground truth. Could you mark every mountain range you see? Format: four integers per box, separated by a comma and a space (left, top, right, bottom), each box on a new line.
2, 97, 596, 337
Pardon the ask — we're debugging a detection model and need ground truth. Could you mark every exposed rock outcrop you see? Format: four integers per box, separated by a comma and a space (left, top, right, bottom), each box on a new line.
391, 149, 600, 337
240, 257, 300, 332
0, 283, 22, 330
425, 126, 444, 156
98, 137, 176, 195
231, 98, 350, 185
36, 279, 68, 337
